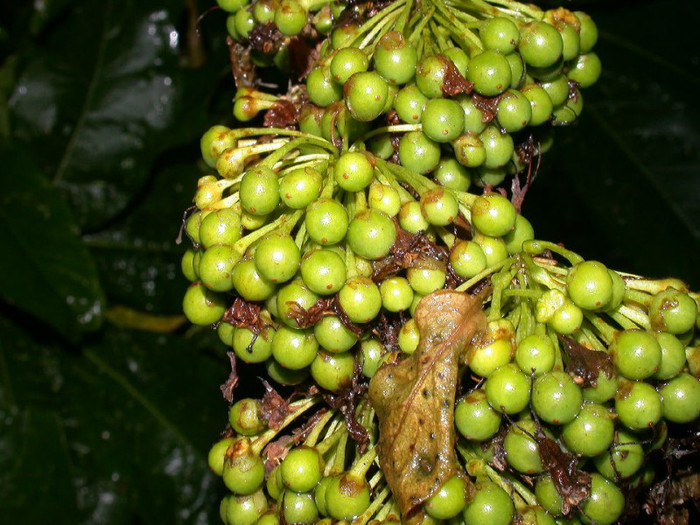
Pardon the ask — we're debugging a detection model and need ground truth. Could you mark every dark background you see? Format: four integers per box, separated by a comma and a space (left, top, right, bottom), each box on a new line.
0, 0, 697, 522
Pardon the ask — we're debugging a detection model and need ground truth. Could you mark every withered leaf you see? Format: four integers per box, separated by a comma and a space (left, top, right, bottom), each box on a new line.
220, 352, 239, 404
559, 334, 615, 388
538, 434, 591, 515
368, 290, 488, 523
260, 379, 293, 430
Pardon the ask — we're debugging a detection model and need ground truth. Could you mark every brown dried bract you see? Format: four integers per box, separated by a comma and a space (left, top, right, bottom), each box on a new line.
336, 0, 394, 27
220, 352, 239, 404
538, 433, 591, 515
261, 379, 294, 430
441, 58, 473, 97
372, 227, 448, 282
249, 23, 283, 55
263, 434, 294, 474
511, 135, 541, 213
227, 37, 256, 89
644, 431, 700, 524
288, 37, 318, 80
264, 99, 298, 129
323, 360, 370, 452
368, 290, 489, 524
558, 335, 616, 388
287, 297, 333, 328
222, 297, 271, 335
470, 93, 499, 124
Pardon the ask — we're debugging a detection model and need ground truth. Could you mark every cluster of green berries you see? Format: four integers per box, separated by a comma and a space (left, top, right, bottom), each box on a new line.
177, 2, 700, 524
225, 0, 601, 190
187, 123, 700, 524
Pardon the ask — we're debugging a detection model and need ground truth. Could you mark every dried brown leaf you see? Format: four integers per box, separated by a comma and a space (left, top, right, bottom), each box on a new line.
559, 334, 615, 388
368, 290, 488, 523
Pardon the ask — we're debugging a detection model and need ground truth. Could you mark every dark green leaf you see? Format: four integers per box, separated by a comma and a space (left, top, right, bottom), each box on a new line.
8, 0, 203, 230
0, 145, 104, 340
0, 314, 229, 524
86, 159, 204, 314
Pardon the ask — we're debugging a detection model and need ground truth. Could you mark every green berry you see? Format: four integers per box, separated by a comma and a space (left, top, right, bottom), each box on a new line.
421, 98, 465, 143
240, 166, 280, 216
463, 483, 514, 525
481, 17, 520, 54
455, 390, 502, 441
330, 47, 368, 85
300, 249, 346, 295
183, 282, 226, 325
345, 71, 389, 122
272, 325, 318, 369
425, 475, 468, 520
233, 326, 275, 364
649, 288, 698, 334
314, 315, 358, 353
305, 198, 349, 246
398, 131, 441, 174
532, 370, 583, 425
420, 188, 459, 226
281, 446, 323, 492
611, 329, 662, 380
254, 235, 301, 284
615, 379, 663, 430
229, 398, 266, 436
347, 209, 397, 260
274, 0, 307, 36
659, 373, 700, 423
485, 363, 531, 414
567, 260, 614, 311
515, 334, 555, 377
471, 192, 517, 237
279, 167, 322, 209
208, 437, 235, 476
579, 474, 624, 525
467, 50, 512, 96
519, 22, 563, 68
338, 276, 382, 323
561, 402, 614, 457
311, 349, 355, 391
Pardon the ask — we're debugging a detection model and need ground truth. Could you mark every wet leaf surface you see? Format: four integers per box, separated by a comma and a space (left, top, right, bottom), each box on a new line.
0, 145, 104, 341
7, 0, 219, 231
0, 313, 229, 524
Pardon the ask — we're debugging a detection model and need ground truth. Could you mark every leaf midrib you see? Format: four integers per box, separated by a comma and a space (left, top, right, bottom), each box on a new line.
52, 0, 112, 185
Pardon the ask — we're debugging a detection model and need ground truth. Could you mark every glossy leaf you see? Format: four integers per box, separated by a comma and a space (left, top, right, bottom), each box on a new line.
85, 162, 203, 315
0, 145, 104, 340
0, 315, 229, 524
8, 0, 197, 231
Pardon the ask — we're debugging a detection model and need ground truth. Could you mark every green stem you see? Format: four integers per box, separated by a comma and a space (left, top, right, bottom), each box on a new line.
233, 210, 304, 254
455, 257, 515, 292
356, 483, 391, 525
621, 276, 689, 294
523, 240, 584, 266
583, 312, 618, 345
616, 304, 651, 330
395, 0, 414, 34
623, 288, 653, 308
354, 124, 421, 146
316, 421, 346, 455
260, 136, 336, 168
251, 397, 319, 453
304, 409, 336, 447
350, 445, 378, 478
